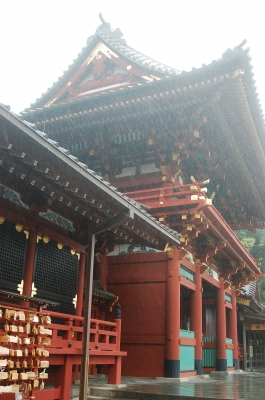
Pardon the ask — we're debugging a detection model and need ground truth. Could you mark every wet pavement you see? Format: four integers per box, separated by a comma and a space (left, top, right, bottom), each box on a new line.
80, 370, 265, 400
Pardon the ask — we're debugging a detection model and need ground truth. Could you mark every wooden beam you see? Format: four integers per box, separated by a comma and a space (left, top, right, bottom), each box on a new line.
94, 213, 130, 235
79, 231, 95, 400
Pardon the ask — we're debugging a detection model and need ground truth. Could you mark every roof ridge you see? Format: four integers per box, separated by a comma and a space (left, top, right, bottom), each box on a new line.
23, 18, 180, 112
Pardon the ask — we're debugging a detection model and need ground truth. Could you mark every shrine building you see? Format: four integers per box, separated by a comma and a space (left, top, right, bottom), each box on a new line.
1, 16, 265, 399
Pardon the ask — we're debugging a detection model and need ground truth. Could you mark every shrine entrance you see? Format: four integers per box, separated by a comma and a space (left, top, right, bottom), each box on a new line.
246, 330, 265, 369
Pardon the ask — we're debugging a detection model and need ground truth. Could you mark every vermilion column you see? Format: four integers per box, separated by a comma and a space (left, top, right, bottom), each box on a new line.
22, 230, 37, 306
230, 290, 239, 369
75, 252, 86, 318
216, 282, 227, 371
165, 248, 181, 378
95, 253, 108, 288
191, 267, 203, 374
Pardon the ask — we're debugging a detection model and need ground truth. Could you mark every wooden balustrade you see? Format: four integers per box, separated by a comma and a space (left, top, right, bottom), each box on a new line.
0, 300, 126, 399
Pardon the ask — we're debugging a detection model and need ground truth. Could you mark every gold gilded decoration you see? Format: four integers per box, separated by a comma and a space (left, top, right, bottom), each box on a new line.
110, 296, 119, 312
165, 248, 173, 259
31, 282, 37, 297
0, 217, 5, 224
236, 296, 250, 306
70, 248, 76, 255
251, 324, 265, 331
164, 243, 169, 252
45, 97, 58, 107
57, 243, 63, 250
36, 235, 42, 243
43, 236, 49, 244
23, 230, 29, 240
15, 225, 23, 232
72, 294, 77, 309
204, 199, 212, 206
17, 280, 24, 295
82, 42, 119, 68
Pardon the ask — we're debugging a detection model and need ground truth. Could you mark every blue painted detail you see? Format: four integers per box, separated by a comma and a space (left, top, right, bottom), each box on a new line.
203, 348, 216, 367
180, 329, 195, 338
226, 349, 233, 367
225, 293, 232, 303
180, 345, 195, 371
180, 265, 195, 282
226, 338, 233, 344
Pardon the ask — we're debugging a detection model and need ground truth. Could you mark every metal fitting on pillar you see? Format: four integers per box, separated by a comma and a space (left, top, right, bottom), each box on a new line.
114, 303, 121, 319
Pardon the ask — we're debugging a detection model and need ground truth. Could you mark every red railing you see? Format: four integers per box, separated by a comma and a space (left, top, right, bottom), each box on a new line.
0, 302, 125, 399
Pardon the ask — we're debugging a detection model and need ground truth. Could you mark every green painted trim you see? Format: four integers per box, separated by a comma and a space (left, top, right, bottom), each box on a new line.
226, 349, 233, 367
225, 293, 232, 303
180, 265, 195, 282
202, 291, 214, 299
203, 348, 216, 367
180, 329, 195, 338
180, 345, 195, 371
202, 336, 216, 343
226, 338, 233, 344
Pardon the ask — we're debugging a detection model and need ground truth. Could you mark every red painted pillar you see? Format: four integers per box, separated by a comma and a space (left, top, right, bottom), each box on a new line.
191, 266, 203, 374
108, 303, 122, 384
55, 355, 73, 400
95, 253, 108, 288
216, 282, 227, 371
230, 290, 239, 369
22, 230, 37, 307
76, 252, 86, 318
165, 248, 181, 377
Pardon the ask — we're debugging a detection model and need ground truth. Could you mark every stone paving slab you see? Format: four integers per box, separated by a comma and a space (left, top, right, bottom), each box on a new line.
80, 371, 265, 400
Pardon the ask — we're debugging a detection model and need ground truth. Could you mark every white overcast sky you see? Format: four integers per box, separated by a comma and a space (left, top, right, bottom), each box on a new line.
1, 0, 265, 114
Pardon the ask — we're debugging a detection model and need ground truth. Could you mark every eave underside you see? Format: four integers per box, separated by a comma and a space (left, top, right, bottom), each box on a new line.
22, 69, 265, 230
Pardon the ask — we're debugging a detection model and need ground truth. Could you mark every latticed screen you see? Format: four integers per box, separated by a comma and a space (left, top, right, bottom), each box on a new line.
0, 221, 26, 292
34, 240, 78, 315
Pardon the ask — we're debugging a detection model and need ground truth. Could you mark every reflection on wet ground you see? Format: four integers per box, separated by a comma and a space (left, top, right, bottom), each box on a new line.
86, 370, 265, 399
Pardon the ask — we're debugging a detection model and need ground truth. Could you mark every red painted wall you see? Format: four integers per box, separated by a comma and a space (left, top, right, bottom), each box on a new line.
107, 252, 167, 377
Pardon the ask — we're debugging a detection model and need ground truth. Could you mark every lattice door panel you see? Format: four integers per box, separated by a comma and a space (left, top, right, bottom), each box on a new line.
0, 221, 26, 293
34, 240, 78, 315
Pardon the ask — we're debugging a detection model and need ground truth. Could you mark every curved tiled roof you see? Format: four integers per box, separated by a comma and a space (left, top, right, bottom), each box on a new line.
95, 27, 179, 76
24, 18, 180, 112
0, 104, 181, 246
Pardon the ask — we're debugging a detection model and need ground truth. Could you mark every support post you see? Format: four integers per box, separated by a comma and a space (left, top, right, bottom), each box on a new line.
230, 290, 239, 369
108, 303, 122, 384
79, 232, 95, 400
22, 230, 37, 307
55, 356, 73, 400
76, 252, 86, 318
191, 267, 203, 374
95, 253, 108, 288
216, 282, 227, 371
243, 319, 247, 371
164, 248, 181, 377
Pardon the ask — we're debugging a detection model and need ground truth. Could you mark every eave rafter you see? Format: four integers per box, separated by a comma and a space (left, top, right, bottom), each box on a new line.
0, 145, 167, 250
25, 72, 230, 135
207, 98, 265, 222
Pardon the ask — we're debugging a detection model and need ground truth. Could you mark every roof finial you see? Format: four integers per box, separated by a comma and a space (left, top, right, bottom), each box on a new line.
99, 13, 106, 24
